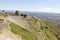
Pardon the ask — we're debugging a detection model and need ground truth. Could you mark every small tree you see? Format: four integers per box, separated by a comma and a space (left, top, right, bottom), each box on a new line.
2, 10, 5, 12
15, 10, 19, 16
20, 14, 24, 16
45, 27, 48, 29
24, 14, 27, 18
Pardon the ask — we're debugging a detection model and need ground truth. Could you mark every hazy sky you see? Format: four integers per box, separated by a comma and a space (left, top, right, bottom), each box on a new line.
0, 0, 60, 13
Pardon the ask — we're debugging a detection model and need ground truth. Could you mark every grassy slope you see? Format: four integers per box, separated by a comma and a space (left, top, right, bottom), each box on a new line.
40, 19, 58, 40
9, 22, 37, 40
26, 18, 40, 32
9, 17, 59, 40
43, 20, 60, 34
26, 18, 49, 40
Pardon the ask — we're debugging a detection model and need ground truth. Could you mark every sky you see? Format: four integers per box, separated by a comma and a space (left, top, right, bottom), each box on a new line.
0, 0, 60, 13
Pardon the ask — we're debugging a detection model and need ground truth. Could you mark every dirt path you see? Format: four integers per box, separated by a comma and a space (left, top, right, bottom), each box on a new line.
7, 16, 30, 31
0, 29, 22, 40
0, 16, 22, 40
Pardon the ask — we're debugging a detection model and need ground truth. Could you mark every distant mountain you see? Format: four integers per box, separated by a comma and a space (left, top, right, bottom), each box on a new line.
19, 11, 60, 17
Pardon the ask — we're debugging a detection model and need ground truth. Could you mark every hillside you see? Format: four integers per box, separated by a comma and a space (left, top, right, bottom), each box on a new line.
0, 12, 60, 40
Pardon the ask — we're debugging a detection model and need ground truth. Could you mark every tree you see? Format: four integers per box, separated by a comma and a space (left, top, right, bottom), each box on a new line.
20, 14, 27, 18
45, 26, 48, 29
2, 10, 5, 12
24, 14, 27, 18
20, 14, 24, 16
15, 10, 19, 16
